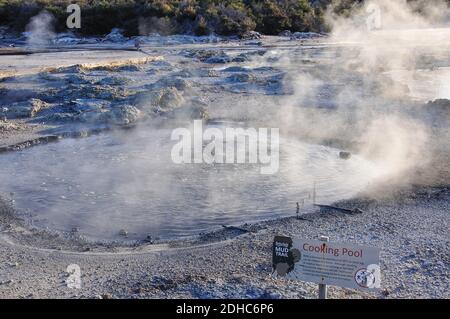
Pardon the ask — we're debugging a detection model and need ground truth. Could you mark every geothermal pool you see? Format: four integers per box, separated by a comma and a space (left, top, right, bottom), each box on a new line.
0, 123, 381, 242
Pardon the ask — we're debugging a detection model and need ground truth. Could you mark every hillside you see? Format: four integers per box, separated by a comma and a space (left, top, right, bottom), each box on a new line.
0, 0, 354, 36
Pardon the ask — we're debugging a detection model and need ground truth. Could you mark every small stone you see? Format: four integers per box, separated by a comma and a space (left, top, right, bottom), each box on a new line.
258, 290, 282, 299
101, 293, 113, 299
144, 235, 153, 244
339, 151, 352, 160
119, 229, 128, 237
206, 69, 219, 77
134, 287, 145, 294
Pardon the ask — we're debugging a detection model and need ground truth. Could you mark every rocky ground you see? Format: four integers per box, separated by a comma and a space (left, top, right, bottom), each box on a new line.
0, 186, 448, 299
0, 34, 295, 149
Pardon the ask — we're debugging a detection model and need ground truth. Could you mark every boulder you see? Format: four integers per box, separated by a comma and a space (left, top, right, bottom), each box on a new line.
339, 151, 352, 160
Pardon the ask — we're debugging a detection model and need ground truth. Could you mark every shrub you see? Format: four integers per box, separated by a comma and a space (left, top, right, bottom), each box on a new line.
194, 15, 209, 35
0, 0, 364, 36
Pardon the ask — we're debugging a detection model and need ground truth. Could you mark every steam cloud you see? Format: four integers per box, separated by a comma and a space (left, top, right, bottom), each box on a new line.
25, 10, 56, 47
2, 1, 449, 240
251, 0, 450, 193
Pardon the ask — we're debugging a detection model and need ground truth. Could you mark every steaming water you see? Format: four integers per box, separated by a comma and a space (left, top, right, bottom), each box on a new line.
388, 67, 450, 101
0, 124, 381, 242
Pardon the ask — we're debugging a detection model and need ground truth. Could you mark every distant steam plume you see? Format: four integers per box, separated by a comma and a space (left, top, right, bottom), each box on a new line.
25, 10, 56, 47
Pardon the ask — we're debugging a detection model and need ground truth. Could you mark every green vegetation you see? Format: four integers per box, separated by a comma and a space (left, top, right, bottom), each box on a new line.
0, 0, 344, 36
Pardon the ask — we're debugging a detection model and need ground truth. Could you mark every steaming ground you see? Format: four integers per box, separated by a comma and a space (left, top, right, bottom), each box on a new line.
0, 126, 380, 242
0, 29, 449, 298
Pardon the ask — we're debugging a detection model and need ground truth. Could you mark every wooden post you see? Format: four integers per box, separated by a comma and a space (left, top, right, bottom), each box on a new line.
318, 235, 329, 299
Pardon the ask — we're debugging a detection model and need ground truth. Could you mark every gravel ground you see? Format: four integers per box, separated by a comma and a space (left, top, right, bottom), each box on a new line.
0, 186, 448, 299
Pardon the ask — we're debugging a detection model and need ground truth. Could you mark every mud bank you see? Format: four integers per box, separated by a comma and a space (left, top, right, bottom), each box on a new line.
0, 50, 163, 80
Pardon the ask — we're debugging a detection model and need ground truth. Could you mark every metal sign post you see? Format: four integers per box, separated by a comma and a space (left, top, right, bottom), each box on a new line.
318, 235, 329, 299
312, 181, 316, 205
